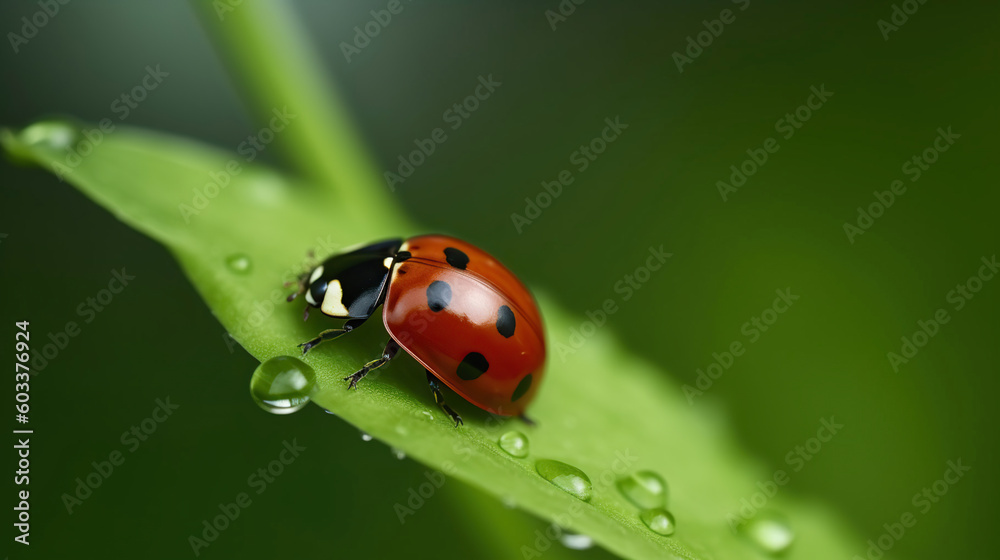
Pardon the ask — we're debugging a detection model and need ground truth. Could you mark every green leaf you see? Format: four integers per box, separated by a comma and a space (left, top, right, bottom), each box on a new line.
2, 121, 860, 559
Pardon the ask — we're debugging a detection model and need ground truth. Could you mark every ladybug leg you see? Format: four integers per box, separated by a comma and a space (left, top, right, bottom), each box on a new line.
518, 414, 536, 426
344, 339, 400, 389
298, 317, 367, 354
426, 370, 463, 427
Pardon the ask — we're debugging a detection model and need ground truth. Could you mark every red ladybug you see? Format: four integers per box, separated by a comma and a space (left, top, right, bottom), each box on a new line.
287, 235, 545, 425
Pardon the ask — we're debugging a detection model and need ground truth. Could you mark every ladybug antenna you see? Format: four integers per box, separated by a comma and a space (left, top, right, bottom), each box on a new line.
286, 268, 311, 303
287, 248, 320, 303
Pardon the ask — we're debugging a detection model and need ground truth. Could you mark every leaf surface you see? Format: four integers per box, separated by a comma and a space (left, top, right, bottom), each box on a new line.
2, 122, 860, 560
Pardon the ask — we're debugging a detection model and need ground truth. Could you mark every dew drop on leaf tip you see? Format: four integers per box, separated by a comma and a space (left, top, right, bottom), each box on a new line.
19, 121, 77, 150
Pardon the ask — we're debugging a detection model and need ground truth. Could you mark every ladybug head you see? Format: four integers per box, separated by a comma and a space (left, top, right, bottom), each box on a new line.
289, 239, 403, 320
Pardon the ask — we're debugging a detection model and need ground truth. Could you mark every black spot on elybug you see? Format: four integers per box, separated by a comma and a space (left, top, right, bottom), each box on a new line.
426, 280, 452, 312
398, 268, 407, 275
512, 374, 533, 402
457, 352, 489, 380
496, 305, 516, 338
444, 247, 469, 270
395, 251, 412, 262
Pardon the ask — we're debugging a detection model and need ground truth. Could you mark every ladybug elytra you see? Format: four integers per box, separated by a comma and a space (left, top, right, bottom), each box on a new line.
287, 235, 545, 425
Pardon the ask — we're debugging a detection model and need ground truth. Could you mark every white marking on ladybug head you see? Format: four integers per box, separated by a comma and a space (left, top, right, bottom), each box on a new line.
383, 257, 393, 269
309, 265, 324, 284
321, 279, 350, 316
305, 289, 317, 306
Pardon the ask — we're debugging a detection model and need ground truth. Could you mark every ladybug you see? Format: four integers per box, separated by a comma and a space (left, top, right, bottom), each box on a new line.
287, 235, 545, 425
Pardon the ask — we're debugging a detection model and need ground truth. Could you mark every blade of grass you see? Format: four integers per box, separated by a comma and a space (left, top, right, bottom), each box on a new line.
188, 0, 399, 218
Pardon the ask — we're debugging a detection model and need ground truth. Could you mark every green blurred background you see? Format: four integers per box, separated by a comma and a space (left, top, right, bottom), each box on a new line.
1, 1, 996, 558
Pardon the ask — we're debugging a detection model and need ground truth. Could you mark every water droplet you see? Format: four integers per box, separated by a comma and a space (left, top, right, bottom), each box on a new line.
617, 470, 668, 509
559, 531, 593, 550
313, 404, 335, 415
225, 253, 252, 274
360, 432, 373, 442
19, 121, 78, 150
639, 508, 676, 536
740, 512, 793, 554
498, 430, 529, 458
391, 447, 406, 460
250, 356, 317, 414
536, 459, 592, 501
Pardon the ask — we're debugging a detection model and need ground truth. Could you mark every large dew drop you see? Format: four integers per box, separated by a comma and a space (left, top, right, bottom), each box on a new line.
498, 430, 530, 458
535, 459, 593, 502
617, 470, 668, 509
250, 356, 317, 414
740, 512, 794, 554
639, 508, 676, 536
